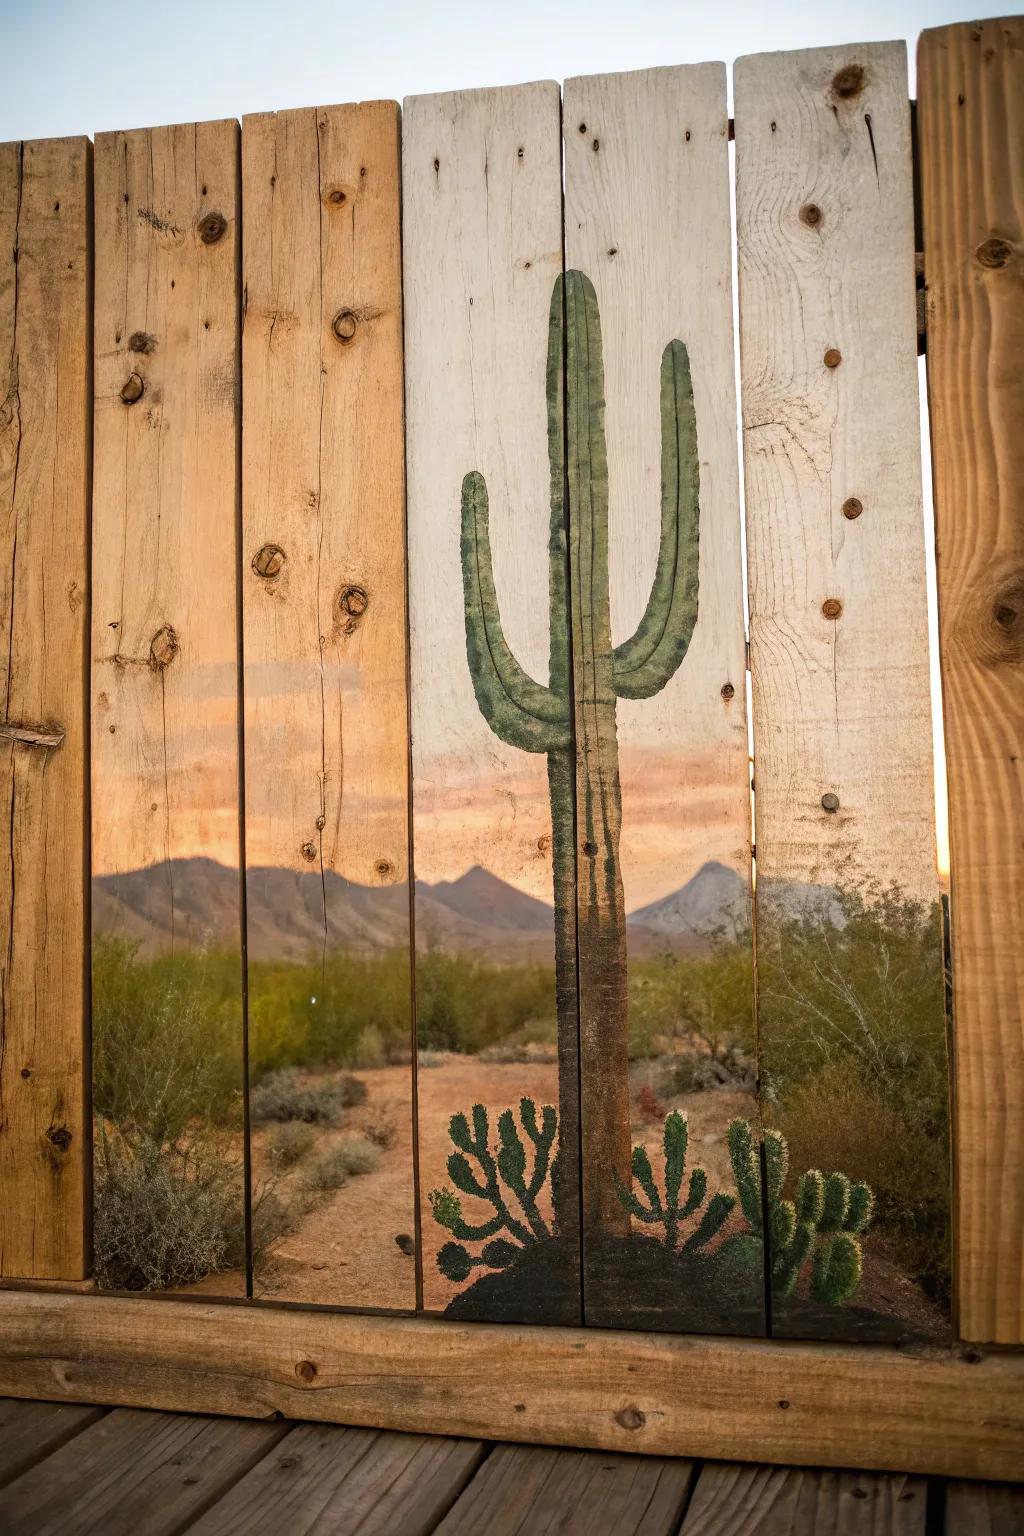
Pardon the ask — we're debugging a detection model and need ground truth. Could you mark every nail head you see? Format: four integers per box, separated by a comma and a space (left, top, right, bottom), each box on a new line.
197, 211, 228, 245
842, 497, 863, 520
821, 793, 840, 813
253, 544, 286, 579
799, 202, 822, 227
822, 598, 843, 620
823, 347, 843, 369
333, 310, 358, 342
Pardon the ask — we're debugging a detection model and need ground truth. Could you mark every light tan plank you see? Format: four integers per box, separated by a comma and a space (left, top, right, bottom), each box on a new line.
562, 64, 758, 1335
918, 17, 1024, 1346
402, 84, 579, 1322
189, 1423, 485, 1535
681, 1462, 925, 1534
0, 1406, 283, 1536
91, 122, 245, 1295
241, 101, 413, 1309
0, 1398, 105, 1487
0, 137, 90, 1281
0, 1291, 1021, 1482
437, 1442, 696, 1534
945, 1480, 1024, 1535
735, 42, 949, 1346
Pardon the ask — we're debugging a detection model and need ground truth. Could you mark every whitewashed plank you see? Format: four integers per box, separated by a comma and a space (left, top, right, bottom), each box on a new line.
402, 84, 578, 1322
562, 65, 758, 1335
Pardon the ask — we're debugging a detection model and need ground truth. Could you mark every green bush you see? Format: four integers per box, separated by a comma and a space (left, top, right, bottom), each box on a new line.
302, 1136, 380, 1193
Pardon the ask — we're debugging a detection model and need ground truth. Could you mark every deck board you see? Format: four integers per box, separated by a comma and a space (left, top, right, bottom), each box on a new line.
0, 1396, 1011, 1534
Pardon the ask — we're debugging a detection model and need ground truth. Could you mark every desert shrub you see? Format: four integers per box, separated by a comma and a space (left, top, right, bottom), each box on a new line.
268, 1121, 315, 1169
628, 942, 755, 1062
364, 1117, 396, 1150
246, 951, 413, 1074
772, 1060, 951, 1305
302, 1136, 380, 1192
635, 1082, 666, 1123
92, 936, 243, 1141
415, 952, 556, 1054
249, 1069, 363, 1126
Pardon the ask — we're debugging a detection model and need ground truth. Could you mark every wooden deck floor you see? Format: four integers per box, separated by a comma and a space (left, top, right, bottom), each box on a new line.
0, 1397, 1021, 1534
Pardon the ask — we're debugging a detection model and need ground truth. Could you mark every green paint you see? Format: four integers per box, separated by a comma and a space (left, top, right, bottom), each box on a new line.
461, 271, 700, 1236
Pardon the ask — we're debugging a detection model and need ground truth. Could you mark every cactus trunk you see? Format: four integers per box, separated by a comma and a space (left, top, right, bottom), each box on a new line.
565, 272, 632, 1234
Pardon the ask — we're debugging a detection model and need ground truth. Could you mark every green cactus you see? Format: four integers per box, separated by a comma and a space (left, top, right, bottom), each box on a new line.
614, 1110, 734, 1254
462, 271, 700, 1232
718, 1118, 873, 1307
428, 1098, 558, 1281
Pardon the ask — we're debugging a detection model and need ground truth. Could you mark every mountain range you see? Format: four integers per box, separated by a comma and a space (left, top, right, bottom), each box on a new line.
93, 857, 834, 964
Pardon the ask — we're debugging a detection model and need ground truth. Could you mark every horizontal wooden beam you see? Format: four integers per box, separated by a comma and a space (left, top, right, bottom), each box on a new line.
0, 1291, 1021, 1482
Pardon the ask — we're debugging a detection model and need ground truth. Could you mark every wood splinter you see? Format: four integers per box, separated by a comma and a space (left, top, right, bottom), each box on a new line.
0, 722, 66, 750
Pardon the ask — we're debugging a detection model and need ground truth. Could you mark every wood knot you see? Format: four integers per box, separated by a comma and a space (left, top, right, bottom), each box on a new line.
198, 211, 228, 244
325, 187, 347, 207
975, 237, 1013, 270
301, 841, 317, 862
374, 858, 395, 879
799, 203, 822, 227
339, 584, 368, 620
295, 1359, 317, 1382
150, 625, 179, 670
332, 309, 358, 342
582, 840, 598, 856
822, 598, 843, 620
720, 682, 735, 701
969, 572, 1024, 666
129, 331, 157, 355
615, 1406, 646, 1431
47, 1125, 72, 1152
120, 372, 145, 405
831, 63, 865, 100
253, 544, 286, 578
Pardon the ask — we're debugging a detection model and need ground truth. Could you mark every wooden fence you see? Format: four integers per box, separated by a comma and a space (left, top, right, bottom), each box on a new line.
0, 17, 1021, 1479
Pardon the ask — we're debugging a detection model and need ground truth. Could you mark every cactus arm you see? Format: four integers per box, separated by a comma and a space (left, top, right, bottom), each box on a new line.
681, 1191, 735, 1253
727, 1118, 764, 1233
810, 1233, 863, 1305
496, 1108, 550, 1240
611, 339, 700, 700
461, 471, 570, 753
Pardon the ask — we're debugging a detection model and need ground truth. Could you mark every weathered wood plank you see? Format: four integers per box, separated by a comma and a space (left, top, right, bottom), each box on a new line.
0, 1398, 105, 1488
91, 122, 245, 1296
0, 1406, 283, 1536
735, 42, 949, 1346
0, 1292, 1021, 1482
240, 101, 413, 1310
680, 1463, 925, 1534
189, 1423, 485, 1535
562, 64, 758, 1337
918, 16, 1024, 1347
402, 83, 578, 1323
437, 1443, 696, 1534
945, 1480, 1024, 1535
0, 136, 90, 1281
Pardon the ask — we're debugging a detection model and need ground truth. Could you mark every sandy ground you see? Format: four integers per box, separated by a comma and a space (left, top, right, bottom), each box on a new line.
181, 1054, 947, 1341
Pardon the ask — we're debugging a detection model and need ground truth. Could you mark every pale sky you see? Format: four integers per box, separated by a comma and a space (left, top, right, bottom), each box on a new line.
3, 0, 957, 888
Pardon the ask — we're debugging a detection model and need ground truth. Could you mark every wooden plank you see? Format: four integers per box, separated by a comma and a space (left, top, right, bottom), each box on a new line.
681, 1463, 925, 1534
918, 16, 1024, 1346
189, 1423, 485, 1535
0, 1292, 1021, 1482
562, 65, 758, 1336
0, 136, 90, 1281
402, 84, 578, 1323
437, 1443, 696, 1535
945, 1481, 1024, 1535
240, 101, 413, 1309
0, 1398, 105, 1487
0, 1406, 283, 1536
90, 122, 245, 1297
734, 43, 949, 1346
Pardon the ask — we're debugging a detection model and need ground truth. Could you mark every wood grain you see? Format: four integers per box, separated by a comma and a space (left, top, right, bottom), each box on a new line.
680, 1463, 925, 1534
241, 101, 413, 1309
918, 16, 1024, 1346
0, 1406, 283, 1536
91, 122, 244, 1293
402, 83, 577, 1319
437, 1443, 696, 1534
189, 1423, 484, 1535
944, 1480, 1024, 1535
0, 1291, 1021, 1481
562, 64, 756, 1334
0, 137, 90, 1281
0, 1397, 105, 1487
736, 41, 937, 899
734, 41, 947, 1344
